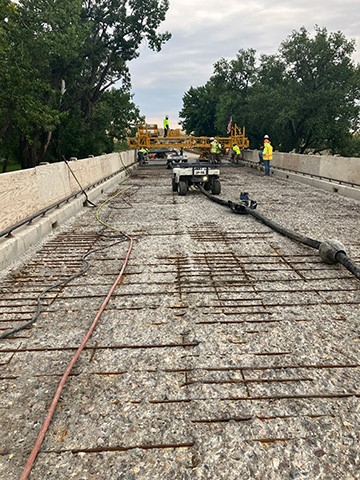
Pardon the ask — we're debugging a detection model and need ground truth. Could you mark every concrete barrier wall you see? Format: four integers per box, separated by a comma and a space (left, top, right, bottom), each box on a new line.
243, 150, 360, 185
0, 151, 136, 232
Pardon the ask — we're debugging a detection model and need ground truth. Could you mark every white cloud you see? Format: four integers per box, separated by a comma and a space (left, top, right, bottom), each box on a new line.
128, 0, 360, 128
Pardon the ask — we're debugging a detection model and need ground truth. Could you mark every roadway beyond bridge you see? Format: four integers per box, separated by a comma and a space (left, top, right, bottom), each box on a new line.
0, 159, 360, 479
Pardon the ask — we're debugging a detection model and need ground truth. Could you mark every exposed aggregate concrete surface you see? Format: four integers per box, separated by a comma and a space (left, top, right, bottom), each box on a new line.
0, 159, 360, 480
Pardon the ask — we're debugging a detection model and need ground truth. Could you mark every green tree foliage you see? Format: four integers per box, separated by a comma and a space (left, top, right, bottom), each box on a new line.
246, 55, 290, 149
180, 27, 360, 156
0, 0, 84, 167
274, 26, 360, 153
57, 87, 144, 159
180, 49, 257, 136
179, 84, 217, 136
0, 0, 170, 168
212, 49, 257, 134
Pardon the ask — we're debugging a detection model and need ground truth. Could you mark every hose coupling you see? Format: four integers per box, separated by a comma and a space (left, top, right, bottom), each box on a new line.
228, 201, 248, 214
319, 239, 346, 264
240, 192, 257, 210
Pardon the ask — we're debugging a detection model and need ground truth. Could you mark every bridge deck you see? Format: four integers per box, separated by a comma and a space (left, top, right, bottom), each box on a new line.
1, 161, 359, 479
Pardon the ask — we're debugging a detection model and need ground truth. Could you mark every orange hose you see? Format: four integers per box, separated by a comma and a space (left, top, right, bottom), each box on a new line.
20, 236, 133, 480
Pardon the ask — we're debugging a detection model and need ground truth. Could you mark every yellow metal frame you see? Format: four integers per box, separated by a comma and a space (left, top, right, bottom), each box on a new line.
127, 124, 249, 151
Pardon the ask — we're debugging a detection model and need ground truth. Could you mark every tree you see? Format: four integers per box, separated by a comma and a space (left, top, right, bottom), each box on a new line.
179, 49, 257, 137
211, 49, 257, 134
0, 0, 83, 167
179, 83, 217, 136
246, 55, 293, 150
253, 26, 360, 153
179, 27, 360, 155
0, 0, 171, 168
56, 87, 144, 159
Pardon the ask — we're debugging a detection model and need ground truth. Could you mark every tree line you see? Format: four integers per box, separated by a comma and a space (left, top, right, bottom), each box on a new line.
179, 26, 360, 156
0, 0, 170, 169
1, 6, 359, 170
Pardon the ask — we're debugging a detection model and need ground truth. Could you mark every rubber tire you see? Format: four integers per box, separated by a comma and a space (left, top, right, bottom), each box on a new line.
178, 180, 188, 196
212, 179, 221, 195
204, 182, 211, 191
172, 178, 178, 192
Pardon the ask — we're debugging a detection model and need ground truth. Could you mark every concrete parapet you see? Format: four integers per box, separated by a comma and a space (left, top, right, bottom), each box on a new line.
0, 151, 136, 233
0, 151, 137, 271
243, 149, 360, 187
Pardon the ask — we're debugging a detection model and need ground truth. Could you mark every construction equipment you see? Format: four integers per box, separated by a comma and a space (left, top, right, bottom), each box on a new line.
166, 151, 188, 169
172, 162, 221, 196
127, 124, 249, 154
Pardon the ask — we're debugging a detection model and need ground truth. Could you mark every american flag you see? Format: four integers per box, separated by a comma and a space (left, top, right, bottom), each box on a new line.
227, 115, 233, 134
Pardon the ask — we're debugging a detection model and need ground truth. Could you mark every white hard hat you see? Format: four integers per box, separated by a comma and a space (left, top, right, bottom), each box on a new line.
210, 137, 215, 141
264, 134, 269, 139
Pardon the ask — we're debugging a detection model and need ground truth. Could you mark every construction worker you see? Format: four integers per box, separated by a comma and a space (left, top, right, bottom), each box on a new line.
232, 143, 241, 163
258, 134, 269, 164
262, 135, 273, 176
210, 137, 221, 164
163, 115, 169, 137
138, 147, 147, 165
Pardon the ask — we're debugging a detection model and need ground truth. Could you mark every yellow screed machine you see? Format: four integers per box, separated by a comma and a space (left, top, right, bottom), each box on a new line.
127, 124, 249, 153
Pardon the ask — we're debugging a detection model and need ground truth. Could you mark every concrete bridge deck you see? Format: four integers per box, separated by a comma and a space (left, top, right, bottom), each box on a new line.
0, 159, 359, 479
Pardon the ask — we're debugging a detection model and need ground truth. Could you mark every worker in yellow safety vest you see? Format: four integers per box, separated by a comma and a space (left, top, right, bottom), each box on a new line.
163, 115, 169, 137
232, 143, 241, 163
210, 137, 222, 164
138, 147, 147, 165
262, 135, 273, 176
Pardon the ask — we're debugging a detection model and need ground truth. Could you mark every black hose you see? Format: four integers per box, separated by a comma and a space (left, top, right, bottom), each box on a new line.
0, 236, 128, 340
63, 156, 97, 207
246, 208, 321, 250
0, 197, 130, 340
0, 254, 91, 340
198, 186, 360, 281
336, 252, 360, 279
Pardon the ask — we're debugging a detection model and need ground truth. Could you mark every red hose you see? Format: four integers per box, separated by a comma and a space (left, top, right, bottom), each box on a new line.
20, 236, 134, 479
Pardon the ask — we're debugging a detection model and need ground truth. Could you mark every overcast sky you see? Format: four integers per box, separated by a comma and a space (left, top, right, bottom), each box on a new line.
128, 0, 360, 130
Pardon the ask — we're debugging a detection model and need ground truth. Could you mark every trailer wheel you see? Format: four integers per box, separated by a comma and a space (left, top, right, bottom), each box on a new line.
178, 180, 188, 196
212, 179, 221, 195
172, 177, 178, 192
